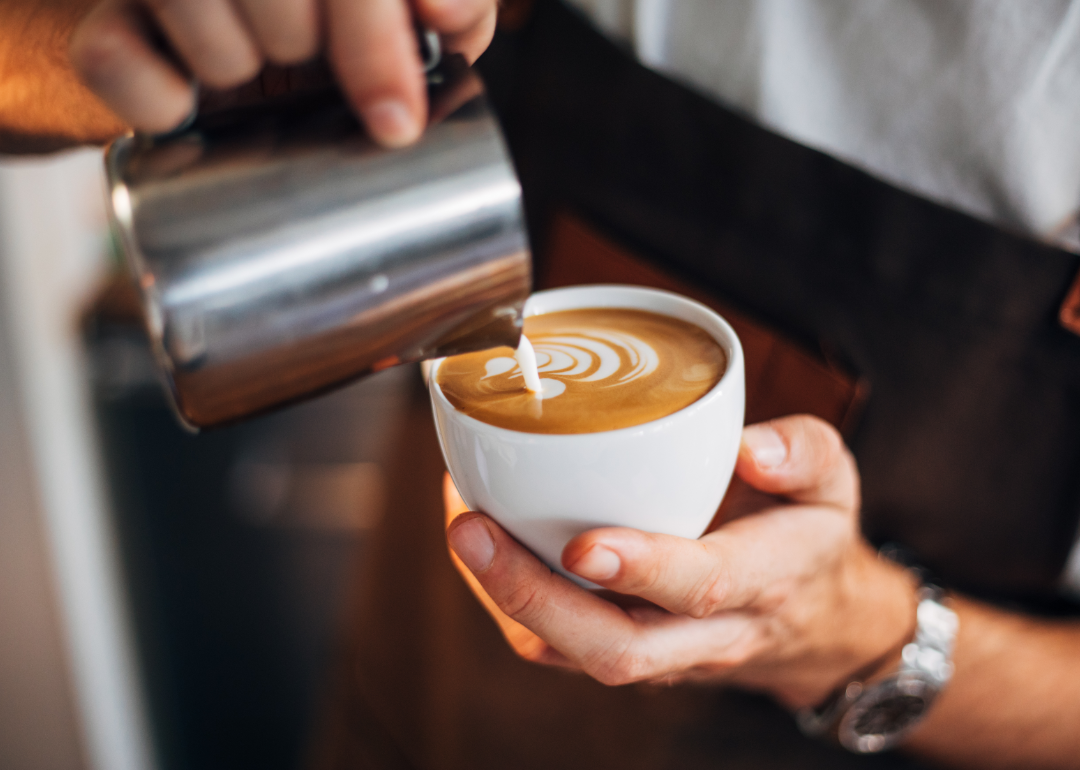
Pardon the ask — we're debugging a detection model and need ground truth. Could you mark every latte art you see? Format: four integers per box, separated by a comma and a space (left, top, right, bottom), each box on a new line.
436, 308, 726, 434
485, 329, 661, 401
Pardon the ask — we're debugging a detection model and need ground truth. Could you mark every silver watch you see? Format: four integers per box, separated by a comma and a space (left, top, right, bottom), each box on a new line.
797, 587, 958, 753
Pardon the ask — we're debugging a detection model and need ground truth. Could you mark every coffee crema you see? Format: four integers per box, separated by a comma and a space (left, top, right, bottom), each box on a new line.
436, 308, 726, 434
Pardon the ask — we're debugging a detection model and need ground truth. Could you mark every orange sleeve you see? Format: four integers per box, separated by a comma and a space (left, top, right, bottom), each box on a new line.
0, 0, 127, 153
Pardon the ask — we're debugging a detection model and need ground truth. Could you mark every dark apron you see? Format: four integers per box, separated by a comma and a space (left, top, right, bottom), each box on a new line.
320, 5, 1080, 769
478, 0, 1080, 610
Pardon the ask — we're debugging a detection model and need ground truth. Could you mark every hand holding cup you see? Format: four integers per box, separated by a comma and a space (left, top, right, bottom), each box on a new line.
444, 416, 919, 708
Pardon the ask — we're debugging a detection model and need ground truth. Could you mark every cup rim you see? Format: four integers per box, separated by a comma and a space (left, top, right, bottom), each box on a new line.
428, 284, 744, 442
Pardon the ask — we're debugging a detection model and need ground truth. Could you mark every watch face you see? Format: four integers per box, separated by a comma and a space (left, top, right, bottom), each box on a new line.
838, 676, 936, 753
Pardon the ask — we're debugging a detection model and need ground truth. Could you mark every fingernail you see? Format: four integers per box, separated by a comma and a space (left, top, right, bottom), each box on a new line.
362, 98, 420, 147
569, 546, 621, 581
448, 516, 495, 573
743, 425, 787, 468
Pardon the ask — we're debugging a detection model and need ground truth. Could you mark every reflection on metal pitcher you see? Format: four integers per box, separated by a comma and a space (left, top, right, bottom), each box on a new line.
106, 57, 531, 429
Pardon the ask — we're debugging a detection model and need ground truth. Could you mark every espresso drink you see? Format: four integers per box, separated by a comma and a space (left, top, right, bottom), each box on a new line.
436, 308, 726, 434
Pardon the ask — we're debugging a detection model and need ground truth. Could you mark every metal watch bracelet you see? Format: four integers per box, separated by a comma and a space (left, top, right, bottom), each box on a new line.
796, 585, 959, 753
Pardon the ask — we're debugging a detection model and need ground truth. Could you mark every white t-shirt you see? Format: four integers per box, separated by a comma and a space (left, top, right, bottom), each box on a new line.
567, 0, 1080, 250
568, 0, 1080, 595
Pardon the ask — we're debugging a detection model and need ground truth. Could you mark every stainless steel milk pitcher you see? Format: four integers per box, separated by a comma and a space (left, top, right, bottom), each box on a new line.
105, 56, 530, 430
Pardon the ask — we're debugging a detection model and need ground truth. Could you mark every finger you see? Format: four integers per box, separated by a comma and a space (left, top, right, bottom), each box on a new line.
563, 504, 852, 615
234, 0, 320, 64
625, 604, 763, 676
446, 521, 573, 667
415, 0, 497, 62
442, 8, 496, 64
327, 0, 425, 147
736, 415, 860, 511
143, 0, 262, 89
447, 512, 666, 685
442, 476, 569, 664
70, 0, 195, 132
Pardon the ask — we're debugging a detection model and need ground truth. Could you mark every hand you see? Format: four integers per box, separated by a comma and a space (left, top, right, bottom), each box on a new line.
68, 0, 498, 145
444, 415, 919, 708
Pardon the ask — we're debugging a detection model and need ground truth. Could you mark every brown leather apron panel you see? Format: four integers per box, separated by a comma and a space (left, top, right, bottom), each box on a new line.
541, 210, 869, 433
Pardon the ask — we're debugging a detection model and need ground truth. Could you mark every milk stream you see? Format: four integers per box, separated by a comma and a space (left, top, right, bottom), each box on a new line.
515, 335, 544, 397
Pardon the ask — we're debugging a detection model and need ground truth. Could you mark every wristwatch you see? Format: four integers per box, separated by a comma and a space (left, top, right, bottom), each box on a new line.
796, 585, 958, 753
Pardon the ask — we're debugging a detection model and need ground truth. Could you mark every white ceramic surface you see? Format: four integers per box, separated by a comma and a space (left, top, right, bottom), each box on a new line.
429, 285, 745, 585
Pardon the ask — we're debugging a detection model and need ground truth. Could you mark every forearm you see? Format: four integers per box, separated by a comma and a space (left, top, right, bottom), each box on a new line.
905, 597, 1080, 769
0, 0, 125, 153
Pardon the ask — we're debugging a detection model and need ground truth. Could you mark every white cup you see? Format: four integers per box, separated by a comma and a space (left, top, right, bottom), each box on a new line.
428, 285, 745, 585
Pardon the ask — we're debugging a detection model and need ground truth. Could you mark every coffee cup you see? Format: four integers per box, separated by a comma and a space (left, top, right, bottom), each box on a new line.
428, 285, 745, 585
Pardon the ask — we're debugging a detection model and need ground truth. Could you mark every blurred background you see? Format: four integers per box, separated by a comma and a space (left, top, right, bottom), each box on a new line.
0, 148, 418, 770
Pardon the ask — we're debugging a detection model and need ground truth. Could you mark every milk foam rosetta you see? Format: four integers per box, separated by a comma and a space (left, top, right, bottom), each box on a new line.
436, 308, 727, 434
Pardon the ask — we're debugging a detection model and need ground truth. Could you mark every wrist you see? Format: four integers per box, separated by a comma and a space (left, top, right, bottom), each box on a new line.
829, 542, 920, 695
799, 556, 959, 754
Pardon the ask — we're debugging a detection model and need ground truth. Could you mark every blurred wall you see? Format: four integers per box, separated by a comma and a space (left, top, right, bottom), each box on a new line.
0, 254, 86, 770
0, 149, 154, 770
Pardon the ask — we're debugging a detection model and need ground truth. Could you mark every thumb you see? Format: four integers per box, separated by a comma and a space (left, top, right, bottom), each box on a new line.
736, 415, 859, 512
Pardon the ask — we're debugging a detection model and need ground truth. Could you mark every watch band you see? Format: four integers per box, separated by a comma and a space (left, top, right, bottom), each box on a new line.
797, 586, 958, 753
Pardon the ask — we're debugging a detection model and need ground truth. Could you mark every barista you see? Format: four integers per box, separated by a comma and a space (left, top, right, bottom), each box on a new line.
3, 0, 1080, 766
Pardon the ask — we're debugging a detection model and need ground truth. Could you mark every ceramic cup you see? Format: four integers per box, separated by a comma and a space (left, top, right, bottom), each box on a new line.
428, 285, 745, 585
